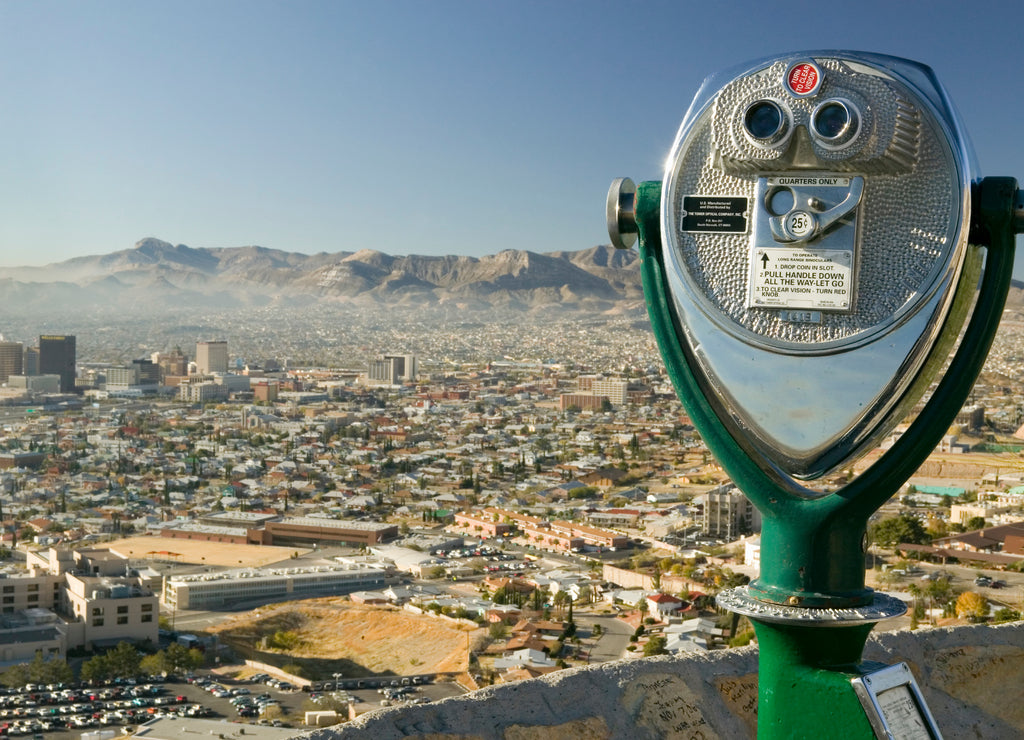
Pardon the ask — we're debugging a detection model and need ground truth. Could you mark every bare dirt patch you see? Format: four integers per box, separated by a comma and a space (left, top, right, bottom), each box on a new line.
104, 535, 306, 567
208, 597, 483, 678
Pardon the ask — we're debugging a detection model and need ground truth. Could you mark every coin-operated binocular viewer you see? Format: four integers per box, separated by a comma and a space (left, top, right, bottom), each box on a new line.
608, 51, 1024, 739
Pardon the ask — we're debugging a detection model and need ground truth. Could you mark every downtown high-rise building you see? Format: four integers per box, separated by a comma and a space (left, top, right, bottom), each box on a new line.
195, 341, 228, 374
367, 353, 417, 385
22, 347, 38, 376
0, 341, 22, 384
152, 348, 189, 379
132, 359, 160, 388
38, 335, 76, 393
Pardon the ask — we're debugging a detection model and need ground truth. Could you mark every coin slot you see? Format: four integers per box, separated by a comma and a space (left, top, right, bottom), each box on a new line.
767, 186, 795, 217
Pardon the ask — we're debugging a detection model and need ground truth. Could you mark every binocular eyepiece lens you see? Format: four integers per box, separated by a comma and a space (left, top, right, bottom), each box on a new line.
812, 100, 857, 141
744, 100, 785, 140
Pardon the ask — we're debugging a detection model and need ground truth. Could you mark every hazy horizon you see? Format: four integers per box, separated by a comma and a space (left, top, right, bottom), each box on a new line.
2, 2, 1023, 277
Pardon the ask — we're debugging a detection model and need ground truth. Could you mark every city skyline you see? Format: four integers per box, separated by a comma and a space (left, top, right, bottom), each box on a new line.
1, 2, 1023, 278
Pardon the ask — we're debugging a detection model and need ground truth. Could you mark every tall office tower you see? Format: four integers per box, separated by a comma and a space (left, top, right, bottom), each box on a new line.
0, 342, 22, 384
132, 359, 160, 387
367, 354, 418, 385
38, 335, 76, 393
388, 354, 417, 382
195, 341, 228, 374
22, 347, 38, 376
154, 348, 189, 379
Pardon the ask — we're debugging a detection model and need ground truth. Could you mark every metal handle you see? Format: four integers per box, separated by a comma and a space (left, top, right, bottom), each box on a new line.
606, 177, 638, 249
1014, 188, 1024, 234
768, 178, 864, 243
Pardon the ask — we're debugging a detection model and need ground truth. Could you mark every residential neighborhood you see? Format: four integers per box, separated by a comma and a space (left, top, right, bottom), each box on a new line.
0, 314, 1023, 731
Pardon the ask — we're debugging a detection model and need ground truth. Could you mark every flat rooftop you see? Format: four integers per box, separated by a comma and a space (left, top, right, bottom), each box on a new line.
105, 536, 308, 568
276, 516, 396, 532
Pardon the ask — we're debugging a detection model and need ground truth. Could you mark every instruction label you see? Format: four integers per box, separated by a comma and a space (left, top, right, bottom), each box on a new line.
748, 248, 853, 310
681, 196, 748, 233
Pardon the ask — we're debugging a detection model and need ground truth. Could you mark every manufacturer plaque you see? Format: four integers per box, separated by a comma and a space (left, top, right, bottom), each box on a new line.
851, 663, 941, 740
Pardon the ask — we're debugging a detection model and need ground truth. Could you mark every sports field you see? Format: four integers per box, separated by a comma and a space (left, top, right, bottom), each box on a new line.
105, 536, 309, 568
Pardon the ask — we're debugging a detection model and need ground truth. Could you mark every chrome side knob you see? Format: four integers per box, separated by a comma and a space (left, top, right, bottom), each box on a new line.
607, 177, 638, 249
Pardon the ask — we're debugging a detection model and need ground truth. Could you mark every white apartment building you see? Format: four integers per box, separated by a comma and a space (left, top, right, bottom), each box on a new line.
702, 487, 761, 540
591, 379, 629, 406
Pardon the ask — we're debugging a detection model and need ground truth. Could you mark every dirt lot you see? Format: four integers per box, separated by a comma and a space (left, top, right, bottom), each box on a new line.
104, 535, 308, 567
207, 598, 483, 677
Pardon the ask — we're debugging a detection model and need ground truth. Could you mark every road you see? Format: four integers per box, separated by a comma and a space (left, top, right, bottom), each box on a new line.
581, 612, 633, 664
874, 559, 1024, 611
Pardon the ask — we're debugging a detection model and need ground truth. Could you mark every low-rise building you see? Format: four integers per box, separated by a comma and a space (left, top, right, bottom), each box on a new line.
950, 502, 1011, 525
452, 511, 513, 539
933, 522, 1024, 554
163, 562, 386, 610
0, 547, 160, 661
261, 517, 398, 547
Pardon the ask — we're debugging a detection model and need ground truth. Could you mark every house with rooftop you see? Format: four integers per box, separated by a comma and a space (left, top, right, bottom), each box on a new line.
646, 592, 686, 618
933, 522, 1024, 555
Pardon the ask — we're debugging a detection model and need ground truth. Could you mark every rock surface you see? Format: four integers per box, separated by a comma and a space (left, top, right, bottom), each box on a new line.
298, 622, 1024, 740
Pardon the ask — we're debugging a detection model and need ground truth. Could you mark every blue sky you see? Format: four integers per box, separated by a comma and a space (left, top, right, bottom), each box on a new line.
1, 0, 1023, 277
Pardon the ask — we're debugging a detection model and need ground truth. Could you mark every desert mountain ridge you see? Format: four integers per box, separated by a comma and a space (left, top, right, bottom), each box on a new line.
2, 237, 1022, 318
0, 238, 646, 315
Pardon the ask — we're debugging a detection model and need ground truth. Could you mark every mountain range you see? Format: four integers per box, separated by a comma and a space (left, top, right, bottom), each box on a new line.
1, 238, 1021, 318
0, 238, 645, 315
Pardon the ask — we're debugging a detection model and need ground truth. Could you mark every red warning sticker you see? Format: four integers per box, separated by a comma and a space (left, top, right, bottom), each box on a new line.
785, 62, 821, 96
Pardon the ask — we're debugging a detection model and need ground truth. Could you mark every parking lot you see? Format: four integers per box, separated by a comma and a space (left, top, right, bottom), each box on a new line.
0, 668, 471, 738
0, 672, 308, 739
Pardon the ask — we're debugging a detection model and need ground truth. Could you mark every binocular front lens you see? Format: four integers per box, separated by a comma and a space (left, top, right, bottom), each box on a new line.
744, 100, 786, 140
812, 100, 858, 143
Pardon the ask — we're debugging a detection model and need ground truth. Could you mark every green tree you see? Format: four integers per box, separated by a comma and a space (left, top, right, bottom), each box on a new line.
28, 651, 73, 684
965, 516, 987, 531
106, 641, 143, 678
0, 663, 29, 688
147, 644, 204, 675
553, 590, 570, 615
139, 653, 163, 677
80, 654, 113, 683
869, 515, 930, 547
643, 634, 669, 656
993, 607, 1022, 623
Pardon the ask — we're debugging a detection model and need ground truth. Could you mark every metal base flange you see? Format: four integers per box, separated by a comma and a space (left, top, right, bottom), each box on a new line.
717, 586, 907, 626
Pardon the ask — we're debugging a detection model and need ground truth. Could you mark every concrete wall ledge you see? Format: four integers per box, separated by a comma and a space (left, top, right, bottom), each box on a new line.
299, 622, 1024, 740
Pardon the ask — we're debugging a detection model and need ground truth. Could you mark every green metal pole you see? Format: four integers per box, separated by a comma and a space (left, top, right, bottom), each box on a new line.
633, 177, 1019, 738
753, 621, 880, 739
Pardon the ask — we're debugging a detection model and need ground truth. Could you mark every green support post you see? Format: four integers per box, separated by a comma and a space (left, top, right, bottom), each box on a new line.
753, 621, 879, 739
632, 177, 1019, 738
